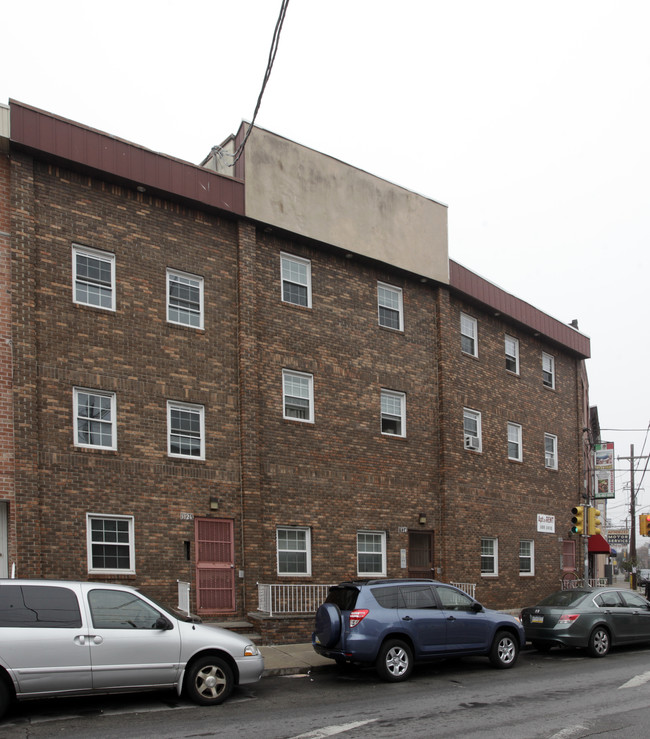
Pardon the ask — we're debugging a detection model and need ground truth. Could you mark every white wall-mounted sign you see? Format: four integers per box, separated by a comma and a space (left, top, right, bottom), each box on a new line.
537, 514, 555, 533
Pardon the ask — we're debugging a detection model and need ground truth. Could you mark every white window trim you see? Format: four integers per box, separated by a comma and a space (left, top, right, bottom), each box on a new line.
281, 253, 312, 308
520, 539, 535, 577
73, 387, 117, 451
167, 400, 205, 460
545, 433, 558, 470
282, 369, 314, 423
357, 530, 387, 577
542, 352, 556, 389
505, 335, 519, 374
481, 537, 498, 577
167, 269, 204, 329
463, 408, 482, 452
460, 313, 478, 357
377, 282, 404, 331
276, 526, 312, 576
381, 389, 406, 438
507, 422, 523, 462
86, 513, 135, 575
72, 244, 116, 311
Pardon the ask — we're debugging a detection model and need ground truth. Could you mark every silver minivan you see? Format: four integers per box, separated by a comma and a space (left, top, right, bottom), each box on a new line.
0, 580, 264, 719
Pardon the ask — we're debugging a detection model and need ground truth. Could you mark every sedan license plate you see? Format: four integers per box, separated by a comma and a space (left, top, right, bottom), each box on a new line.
531, 615, 544, 623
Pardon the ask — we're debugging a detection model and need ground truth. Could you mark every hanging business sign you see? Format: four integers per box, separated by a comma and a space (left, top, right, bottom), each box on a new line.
594, 442, 615, 499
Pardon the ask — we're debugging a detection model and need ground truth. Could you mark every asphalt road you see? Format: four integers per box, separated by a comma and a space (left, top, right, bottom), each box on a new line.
2, 645, 650, 738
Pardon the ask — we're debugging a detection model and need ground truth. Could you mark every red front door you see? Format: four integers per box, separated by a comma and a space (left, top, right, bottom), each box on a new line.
195, 518, 235, 613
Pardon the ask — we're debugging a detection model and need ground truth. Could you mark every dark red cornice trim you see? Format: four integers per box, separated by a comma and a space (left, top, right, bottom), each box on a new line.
9, 100, 245, 216
449, 260, 590, 358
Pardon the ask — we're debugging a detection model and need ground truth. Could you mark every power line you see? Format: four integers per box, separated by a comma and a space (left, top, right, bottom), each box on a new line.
226, 0, 291, 167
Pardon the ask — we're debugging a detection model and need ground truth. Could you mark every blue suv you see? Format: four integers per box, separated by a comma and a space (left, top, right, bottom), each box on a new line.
312, 579, 524, 681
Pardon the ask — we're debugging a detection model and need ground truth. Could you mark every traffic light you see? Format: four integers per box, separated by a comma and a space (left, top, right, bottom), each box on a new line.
571, 506, 585, 535
588, 507, 602, 535
640, 514, 650, 537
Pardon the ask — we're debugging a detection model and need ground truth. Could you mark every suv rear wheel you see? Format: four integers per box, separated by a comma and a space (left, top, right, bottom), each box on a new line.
376, 639, 413, 682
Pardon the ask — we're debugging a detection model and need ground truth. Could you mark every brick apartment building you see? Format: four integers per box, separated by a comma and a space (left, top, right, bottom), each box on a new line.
0, 100, 593, 641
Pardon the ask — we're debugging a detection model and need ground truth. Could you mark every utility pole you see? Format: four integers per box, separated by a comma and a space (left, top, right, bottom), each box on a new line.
618, 444, 650, 589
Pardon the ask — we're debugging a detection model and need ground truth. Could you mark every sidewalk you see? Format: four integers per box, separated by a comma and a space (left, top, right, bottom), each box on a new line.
260, 642, 331, 677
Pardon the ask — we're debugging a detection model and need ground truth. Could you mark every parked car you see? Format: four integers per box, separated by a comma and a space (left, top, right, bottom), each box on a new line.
0, 580, 264, 719
520, 586, 650, 657
312, 579, 524, 681
636, 569, 650, 586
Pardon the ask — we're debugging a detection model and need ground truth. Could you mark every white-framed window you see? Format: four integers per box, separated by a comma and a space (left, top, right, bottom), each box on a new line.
73, 245, 115, 311
281, 253, 311, 308
74, 388, 117, 450
282, 370, 314, 423
481, 537, 498, 576
167, 269, 204, 328
463, 408, 482, 452
377, 282, 403, 331
381, 389, 406, 437
276, 527, 311, 576
87, 513, 135, 574
167, 401, 205, 459
520, 540, 535, 576
545, 433, 558, 470
460, 313, 477, 356
508, 422, 523, 461
542, 352, 555, 389
505, 335, 519, 374
357, 531, 387, 576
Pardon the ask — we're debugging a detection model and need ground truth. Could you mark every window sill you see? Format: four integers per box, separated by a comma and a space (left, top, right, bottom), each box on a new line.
461, 351, 479, 360
378, 324, 405, 335
281, 301, 312, 312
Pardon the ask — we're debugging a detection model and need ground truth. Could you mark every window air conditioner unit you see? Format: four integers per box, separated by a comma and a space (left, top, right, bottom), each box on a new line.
464, 435, 479, 451
545, 453, 554, 467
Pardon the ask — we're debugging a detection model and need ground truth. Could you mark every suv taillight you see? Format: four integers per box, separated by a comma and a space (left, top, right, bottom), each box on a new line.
349, 609, 369, 628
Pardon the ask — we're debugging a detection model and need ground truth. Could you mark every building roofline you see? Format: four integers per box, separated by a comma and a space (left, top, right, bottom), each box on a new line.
6, 100, 590, 359
8, 99, 245, 216
449, 260, 590, 358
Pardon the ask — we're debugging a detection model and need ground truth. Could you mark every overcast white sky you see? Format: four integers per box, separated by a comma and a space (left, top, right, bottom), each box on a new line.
4, 1, 649, 527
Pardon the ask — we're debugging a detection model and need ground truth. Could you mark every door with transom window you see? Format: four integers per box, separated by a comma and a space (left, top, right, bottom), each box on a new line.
195, 518, 235, 613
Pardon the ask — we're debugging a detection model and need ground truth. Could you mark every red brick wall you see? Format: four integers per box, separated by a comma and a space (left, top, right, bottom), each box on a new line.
9, 150, 586, 619
10, 156, 243, 608
0, 150, 15, 574
241, 230, 440, 585
437, 291, 583, 608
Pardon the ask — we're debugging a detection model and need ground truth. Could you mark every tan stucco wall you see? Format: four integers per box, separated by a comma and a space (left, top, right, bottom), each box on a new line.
241, 126, 449, 283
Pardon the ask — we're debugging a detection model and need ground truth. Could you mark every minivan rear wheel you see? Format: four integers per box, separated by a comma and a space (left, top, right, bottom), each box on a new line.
376, 639, 413, 682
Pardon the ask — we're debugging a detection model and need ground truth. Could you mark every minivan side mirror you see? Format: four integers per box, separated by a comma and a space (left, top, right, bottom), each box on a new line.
471, 602, 483, 613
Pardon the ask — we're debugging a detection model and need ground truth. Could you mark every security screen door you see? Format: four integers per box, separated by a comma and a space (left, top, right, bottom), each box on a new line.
195, 518, 235, 613
408, 531, 434, 578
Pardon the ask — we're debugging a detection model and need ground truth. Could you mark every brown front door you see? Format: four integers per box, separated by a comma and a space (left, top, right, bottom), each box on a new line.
408, 531, 434, 578
195, 518, 235, 613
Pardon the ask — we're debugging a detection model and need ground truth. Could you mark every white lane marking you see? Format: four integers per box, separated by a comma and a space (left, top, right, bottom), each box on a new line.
619, 670, 650, 689
289, 719, 378, 738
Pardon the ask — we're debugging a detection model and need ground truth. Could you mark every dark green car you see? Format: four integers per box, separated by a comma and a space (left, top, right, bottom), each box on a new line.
520, 587, 650, 657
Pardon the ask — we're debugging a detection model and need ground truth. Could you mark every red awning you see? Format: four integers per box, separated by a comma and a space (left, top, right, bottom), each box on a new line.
588, 534, 612, 554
